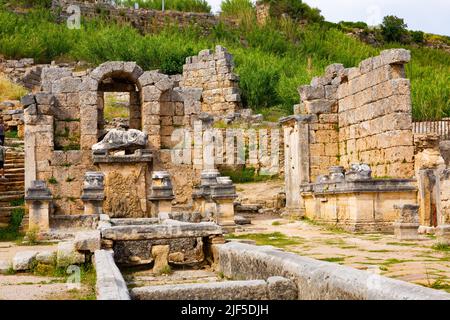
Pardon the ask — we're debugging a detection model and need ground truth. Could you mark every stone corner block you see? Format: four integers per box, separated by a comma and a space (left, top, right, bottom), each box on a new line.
75, 230, 101, 253
266, 276, 298, 300
57, 241, 86, 268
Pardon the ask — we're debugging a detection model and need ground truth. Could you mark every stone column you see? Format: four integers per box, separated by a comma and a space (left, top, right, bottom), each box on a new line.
81, 172, 105, 215
148, 171, 174, 218
436, 169, 450, 244
211, 176, 238, 233
193, 169, 221, 219
393, 205, 420, 241
25, 180, 52, 232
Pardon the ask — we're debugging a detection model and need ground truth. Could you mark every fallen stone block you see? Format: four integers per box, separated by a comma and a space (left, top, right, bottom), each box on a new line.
0, 259, 11, 274
75, 230, 101, 252
13, 251, 39, 271
131, 280, 269, 300
36, 250, 57, 265
57, 241, 85, 268
235, 216, 251, 225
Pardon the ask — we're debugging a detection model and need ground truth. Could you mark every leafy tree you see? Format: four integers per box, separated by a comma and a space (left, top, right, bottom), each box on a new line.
381, 15, 408, 43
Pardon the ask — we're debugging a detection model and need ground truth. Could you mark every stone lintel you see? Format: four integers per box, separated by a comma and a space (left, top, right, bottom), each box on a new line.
303, 179, 417, 196
101, 222, 223, 241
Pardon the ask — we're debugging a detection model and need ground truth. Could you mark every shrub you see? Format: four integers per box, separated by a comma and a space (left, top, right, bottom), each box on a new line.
381, 15, 408, 43
410, 30, 425, 44
261, 0, 324, 23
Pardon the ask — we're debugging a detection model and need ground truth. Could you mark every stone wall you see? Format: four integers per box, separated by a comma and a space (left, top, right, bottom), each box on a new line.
296, 49, 415, 182
0, 58, 44, 91
53, 0, 235, 35
181, 46, 241, 115
24, 47, 244, 216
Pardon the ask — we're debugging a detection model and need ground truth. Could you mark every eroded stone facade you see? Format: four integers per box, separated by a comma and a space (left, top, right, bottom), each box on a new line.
24, 46, 242, 219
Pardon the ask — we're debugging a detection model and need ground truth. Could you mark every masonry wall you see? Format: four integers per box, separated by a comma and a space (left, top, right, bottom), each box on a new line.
53, 0, 235, 35
297, 49, 415, 182
181, 47, 241, 115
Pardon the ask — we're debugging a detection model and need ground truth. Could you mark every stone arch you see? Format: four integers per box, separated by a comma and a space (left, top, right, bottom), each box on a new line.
79, 61, 144, 150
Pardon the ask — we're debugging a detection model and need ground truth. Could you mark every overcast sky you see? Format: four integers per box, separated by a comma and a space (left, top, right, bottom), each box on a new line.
208, 0, 450, 36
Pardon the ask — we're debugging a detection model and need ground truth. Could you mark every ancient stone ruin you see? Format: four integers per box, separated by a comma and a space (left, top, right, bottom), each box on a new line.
2, 45, 450, 300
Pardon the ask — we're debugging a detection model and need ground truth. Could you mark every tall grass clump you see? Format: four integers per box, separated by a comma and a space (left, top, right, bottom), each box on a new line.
220, 0, 255, 24
0, 74, 28, 101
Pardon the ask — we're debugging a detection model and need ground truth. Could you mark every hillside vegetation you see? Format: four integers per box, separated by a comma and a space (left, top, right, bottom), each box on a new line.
0, 1, 449, 120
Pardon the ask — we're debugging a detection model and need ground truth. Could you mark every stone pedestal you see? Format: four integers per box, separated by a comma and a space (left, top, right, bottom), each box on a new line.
394, 204, 420, 240
148, 171, 174, 218
436, 225, 450, 245
25, 180, 52, 232
211, 177, 238, 233
81, 172, 105, 215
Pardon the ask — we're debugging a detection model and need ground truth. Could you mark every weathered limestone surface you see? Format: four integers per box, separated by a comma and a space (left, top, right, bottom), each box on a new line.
151, 245, 170, 273
394, 204, 420, 240
266, 276, 298, 300
218, 242, 450, 300
13, 251, 39, 271
36, 250, 57, 265
131, 280, 269, 300
57, 241, 85, 267
94, 250, 130, 300
0, 259, 11, 274
74, 230, 101, 252
289, 49, 415, 183
101, 221, 222, 241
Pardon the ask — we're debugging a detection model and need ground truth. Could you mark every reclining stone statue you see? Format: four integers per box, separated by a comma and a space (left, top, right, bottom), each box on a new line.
92, 129, 148, 152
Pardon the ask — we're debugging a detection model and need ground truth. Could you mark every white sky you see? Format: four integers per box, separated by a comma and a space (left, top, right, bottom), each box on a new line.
207, 0, 450, 36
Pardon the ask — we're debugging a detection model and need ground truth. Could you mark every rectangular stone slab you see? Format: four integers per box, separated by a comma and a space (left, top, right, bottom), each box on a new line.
131, 280, 268, 300
101, 222, 223, 241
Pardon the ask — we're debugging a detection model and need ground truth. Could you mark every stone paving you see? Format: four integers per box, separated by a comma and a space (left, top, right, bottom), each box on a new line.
232, 215, 450, 292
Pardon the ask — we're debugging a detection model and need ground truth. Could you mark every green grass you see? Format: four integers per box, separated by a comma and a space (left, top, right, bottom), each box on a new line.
432, 243, 450, 252
5, 130, 18, 139
0, 206, 24, 241
319, 257, 346, 263
386, 242, 418, 247
0, 5, 448, 120
226, 232, 303, 248
219, 166, 280, 184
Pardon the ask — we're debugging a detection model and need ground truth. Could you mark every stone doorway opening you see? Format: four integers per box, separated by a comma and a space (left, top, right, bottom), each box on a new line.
97, 76, 142, 146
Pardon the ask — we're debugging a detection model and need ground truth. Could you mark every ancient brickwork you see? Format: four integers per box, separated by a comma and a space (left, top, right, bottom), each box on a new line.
0, 58, 43, 90
53, 0, 235, 36
23, 47, 244, 216
181, 46, 241, 115
297, 49, 415, 181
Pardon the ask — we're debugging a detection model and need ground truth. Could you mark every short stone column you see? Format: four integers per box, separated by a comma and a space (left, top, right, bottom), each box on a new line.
148, 171, 174, 218
393, 205, 420, 240
25, 180, 52, 232
81, 172, 105, 215
193, 169, 221, 219
211, 176, 238, 232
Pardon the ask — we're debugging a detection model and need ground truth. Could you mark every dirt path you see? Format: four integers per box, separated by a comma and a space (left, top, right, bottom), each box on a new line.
232, 215, 450, 292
